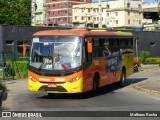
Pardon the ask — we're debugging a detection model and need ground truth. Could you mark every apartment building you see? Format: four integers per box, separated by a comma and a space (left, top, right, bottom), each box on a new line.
31, 0, 46, 26
72, 0, 143, 28
46, 0, 91, 26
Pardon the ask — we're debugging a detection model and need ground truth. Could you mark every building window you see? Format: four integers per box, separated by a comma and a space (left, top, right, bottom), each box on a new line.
150, 42, 155, 47
116, 20, 118, 24
116, 12, 118, 16
128, 20, 130, 24
58, 3, 67, 7
88, 17, 91, 20
58, 10, 67, 15
75, 16, 77, 20
107, 4, 110, 9
6, 40, 14, 46
128, 12, 130, 15
127, 3, 130, 8
96, 9, 98, 13
82, 17, 84, 20
107, 13, 109, 16
138, 4, 141, 8
69, 3, 72, 7
53, 4, 55, 7
97, 17, 99, 21
69, 18, 72, 23
88, 9, 91, 13
69, 10, 72, 13
58, 17, 67, 22
139, 20, 141, 24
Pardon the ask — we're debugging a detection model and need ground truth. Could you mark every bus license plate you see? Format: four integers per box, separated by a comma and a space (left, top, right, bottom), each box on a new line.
48, 84, 57, 88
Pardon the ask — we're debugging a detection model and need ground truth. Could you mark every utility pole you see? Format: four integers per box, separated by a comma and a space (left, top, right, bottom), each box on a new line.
99, 0, 102, 29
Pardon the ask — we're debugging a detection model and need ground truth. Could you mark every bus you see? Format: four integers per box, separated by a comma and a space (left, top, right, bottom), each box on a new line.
28, 28, 134, 95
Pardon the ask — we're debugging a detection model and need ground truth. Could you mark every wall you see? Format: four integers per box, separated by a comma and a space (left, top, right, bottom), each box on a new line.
133, 31, 160, 57
1, 25, 67, 54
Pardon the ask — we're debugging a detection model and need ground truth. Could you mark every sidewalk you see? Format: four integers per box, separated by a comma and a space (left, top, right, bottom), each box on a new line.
131, 65, 160, 97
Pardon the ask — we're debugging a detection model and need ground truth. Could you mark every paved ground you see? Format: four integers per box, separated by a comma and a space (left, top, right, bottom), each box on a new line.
130, 65, 160, 97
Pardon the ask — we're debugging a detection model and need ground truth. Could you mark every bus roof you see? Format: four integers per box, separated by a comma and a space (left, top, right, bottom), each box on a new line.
33, 28, 133, 37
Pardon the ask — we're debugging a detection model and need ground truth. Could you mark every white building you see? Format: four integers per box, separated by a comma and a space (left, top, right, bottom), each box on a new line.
31, 0, 46, 26
72, 0, 143, 28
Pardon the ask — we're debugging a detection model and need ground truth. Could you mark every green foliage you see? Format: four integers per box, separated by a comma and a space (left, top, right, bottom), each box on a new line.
14, 61, 29, 79
139, 51, 150, 63
0, 0, 31, 25
144, 58, 160, 64
0, 81, 8, 92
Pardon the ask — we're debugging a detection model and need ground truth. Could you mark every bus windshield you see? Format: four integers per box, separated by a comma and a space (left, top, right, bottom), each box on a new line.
30, 36, 82, 70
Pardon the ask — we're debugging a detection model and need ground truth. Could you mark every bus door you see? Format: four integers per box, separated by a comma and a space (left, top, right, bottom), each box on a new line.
83, 37, 93, 92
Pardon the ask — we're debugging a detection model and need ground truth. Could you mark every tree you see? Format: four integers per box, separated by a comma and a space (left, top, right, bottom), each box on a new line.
0, 0, 31, 25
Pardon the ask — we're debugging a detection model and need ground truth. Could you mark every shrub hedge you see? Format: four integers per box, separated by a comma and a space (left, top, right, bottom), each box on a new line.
14, 61, 29, 79
137, 58, 160, 64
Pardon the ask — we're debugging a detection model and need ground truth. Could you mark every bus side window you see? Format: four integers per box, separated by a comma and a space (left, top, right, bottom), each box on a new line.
119, 38, 127, 54
85, 42, 92, 62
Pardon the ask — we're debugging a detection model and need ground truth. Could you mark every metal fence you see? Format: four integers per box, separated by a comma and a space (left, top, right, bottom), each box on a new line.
0, 51, 29, 80
0, 51, 15, 80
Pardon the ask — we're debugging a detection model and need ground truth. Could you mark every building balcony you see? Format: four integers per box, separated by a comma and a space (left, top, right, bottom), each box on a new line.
34, 9, 44, 14
106, 8, 142, 12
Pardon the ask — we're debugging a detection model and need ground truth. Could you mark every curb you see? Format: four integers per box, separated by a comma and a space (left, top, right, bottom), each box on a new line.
130, 84, 160, 97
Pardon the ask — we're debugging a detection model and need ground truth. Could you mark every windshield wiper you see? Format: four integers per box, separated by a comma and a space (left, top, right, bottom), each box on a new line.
38, 61, 46, 71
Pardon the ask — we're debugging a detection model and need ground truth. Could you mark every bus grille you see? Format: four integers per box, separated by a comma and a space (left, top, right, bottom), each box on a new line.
38, 85, 67, 92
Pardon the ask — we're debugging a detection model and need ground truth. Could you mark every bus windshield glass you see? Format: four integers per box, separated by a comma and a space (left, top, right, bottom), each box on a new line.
30, 36, 82, 70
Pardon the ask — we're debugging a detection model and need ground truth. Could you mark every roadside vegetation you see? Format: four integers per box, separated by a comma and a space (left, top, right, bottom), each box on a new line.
138, 51, 160, 65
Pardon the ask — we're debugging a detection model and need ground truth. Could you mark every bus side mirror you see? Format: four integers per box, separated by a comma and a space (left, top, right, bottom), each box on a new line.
87, 42, 92, 53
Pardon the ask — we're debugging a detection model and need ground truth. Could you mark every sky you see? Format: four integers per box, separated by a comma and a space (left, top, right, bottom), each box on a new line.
144, 0, 159, 2
92, 0, 160, 2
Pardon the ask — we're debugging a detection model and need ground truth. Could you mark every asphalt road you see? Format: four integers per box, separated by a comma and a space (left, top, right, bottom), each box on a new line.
1, 71, 160, 119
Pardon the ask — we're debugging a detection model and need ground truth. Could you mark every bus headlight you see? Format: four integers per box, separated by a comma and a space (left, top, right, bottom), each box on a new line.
29, 76, 37, 82
69, 77, 79, 83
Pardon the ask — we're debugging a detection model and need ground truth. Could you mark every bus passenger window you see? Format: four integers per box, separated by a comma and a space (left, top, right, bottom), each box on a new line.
85, 42, 92, 62
119, 38, 127, 54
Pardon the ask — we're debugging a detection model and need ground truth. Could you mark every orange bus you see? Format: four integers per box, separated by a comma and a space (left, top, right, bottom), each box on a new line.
28, 28, 134, 95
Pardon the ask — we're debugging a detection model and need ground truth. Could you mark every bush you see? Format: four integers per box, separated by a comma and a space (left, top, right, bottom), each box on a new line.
14, 61, 29, 79
144, 58, 160, 64
139, 51, 150, 63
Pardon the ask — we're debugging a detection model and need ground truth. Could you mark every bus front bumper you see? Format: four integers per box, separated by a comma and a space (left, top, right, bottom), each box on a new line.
28, 78, 83, 94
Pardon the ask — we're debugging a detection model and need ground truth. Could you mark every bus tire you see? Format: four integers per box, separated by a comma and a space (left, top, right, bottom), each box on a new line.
92, 74, 99, 96
119, 69, 126, 87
